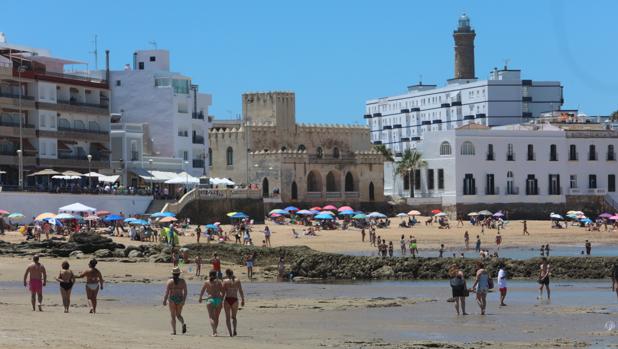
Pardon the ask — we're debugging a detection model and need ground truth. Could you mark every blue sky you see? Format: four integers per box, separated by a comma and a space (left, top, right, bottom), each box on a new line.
3, 0, 617, 122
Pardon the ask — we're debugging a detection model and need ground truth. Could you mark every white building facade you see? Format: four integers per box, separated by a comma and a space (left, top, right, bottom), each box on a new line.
109, 50, 212, 177
386, 123, 618, 218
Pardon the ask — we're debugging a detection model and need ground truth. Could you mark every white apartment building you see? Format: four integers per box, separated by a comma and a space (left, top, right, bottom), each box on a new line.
366, 15, 563, 155
386, 121, 618, 217
109, 50, 211, 177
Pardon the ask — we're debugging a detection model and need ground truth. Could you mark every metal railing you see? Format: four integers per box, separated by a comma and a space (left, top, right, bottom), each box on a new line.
34, 70, 106, 84
57, 126, 107, 134
192, 111, 205, 120
0, 91, 35, 100
56, 98, 108, 109
0, 121, 34, 128
192, 135, 205, 144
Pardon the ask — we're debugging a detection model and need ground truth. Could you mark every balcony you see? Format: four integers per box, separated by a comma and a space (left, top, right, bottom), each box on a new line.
192, 135, 205, 144
0, 122, 36, 137
451, 101, 462, 106
344, 191, 359, 199
0, 152, 36, 166
567, 188, 607, 196
37, 100, 109, 116
192, 159, 205, 168
505, 186, 519, 195
0, 92, 36, 109
18, 69, 107, 88
38, 126, 109, 142
39, 156, 109, 169
192, 111, 205, 120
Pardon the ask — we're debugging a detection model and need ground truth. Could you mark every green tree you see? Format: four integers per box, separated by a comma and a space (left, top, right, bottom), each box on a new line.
611, 110, 618, 121
395, 149, 427, 198
373, 144, 394, 162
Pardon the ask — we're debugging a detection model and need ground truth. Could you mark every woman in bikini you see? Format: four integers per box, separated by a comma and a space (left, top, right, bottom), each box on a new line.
222, 269, 245, 337
163, 267, 188, 335
77, 259, 104, 314
55, 261, 75, 313
199, 270, 224, 336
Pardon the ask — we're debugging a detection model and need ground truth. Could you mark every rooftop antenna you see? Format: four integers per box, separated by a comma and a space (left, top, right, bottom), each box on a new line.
149, 41, 158, 49
418, 74, 423, 85
503, 58, 510, 70
90, 34, 98, 70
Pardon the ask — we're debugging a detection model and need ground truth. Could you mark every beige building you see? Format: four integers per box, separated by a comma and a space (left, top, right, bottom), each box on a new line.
208, 92, 384, 205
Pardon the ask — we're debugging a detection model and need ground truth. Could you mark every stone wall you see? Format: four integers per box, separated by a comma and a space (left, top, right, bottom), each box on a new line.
178, 198, 265, 225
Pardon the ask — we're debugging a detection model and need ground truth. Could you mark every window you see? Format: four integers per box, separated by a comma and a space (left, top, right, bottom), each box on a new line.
588, 174, 597, 189
40, 142, 47, 156
569, 175, 577, 189
548, 174, 561, 195
550, 144, 557, 161
526, 144, 534, 161
138, 62, 144, 70
183, 151, 188, 161
427, 169, 434, 190
486, 144, 494, 160
507, 143, 515, 161
115, 80, 121, 86
316, 146, 323, 159
172, 79, 189, 94
526, 174, 538, 195
569, 145, 577, 160
414, 169, 421, 190
460, 141, 475, 155
333, 147, 340, 159
485, 173, 495, 195
130, 141, 138, 161
438, 169, 444, 189
506, 171, 516, 195
74, 120, 85, 130
149, 56, 156, 62
58, 118, 70, 129
208, 148, 212, 166
226, 147, 233, 166
588, 145, 597, 161
403, 173, 410, 190
155, 78, 171, 87
297, 144, 306, 152
40, 114, 46, 128
607, 145, 615, 161
609, 174, 616, 192
463, 174, 476, 195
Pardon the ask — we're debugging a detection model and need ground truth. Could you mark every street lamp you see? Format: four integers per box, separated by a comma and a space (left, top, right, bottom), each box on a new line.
16, 149, 22, 190
87, 154, 92, 190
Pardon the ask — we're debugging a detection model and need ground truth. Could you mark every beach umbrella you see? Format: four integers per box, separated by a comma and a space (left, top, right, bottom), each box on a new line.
549, 213, 563, 220
7, 213, 24, 220
103, 214, 123, 222
151, 211, 175, 218
314, 213, 335, 220
609, 215, 618, 220
309, 206, 322, 211
407, 210, 421, 216
130, 219, 149, 225
83, 215, 100, 221
566, 213, 577, 219
337, 206, 353, 212
467, 212, 479, 216
338, 210, 356, 216
230, 212, 248, 219
0, 209, 9, 215
352, 213, 368, 219
205, 224, 219, 230
318, 211, 335, 216
566, 210, 577, 215
43, 217, 63, 227
573, 211, 584, 216
270, 213, 282, 218
296, 210, 314, 215
159, 216, 178, 223
434, 212, 447, 217
55, 213, 76, 220
396, 213, 408, 217
430, 209, 441, 215
493, 212, 504, 217
124, 217, 137, 223
478, 210, 493, 216
284, 206, 299, 212
269, 209, 288, 215
226, 212, 238, 217
96, 210, 111, 216
579, 217, 592, 224
323, 204, 337, 211
368, 212, 386, 218
35, 212, 56, 221
598, 212, 613, 219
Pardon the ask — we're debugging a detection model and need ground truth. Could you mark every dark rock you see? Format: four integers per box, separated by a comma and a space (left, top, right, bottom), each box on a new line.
94, 249, 112, 258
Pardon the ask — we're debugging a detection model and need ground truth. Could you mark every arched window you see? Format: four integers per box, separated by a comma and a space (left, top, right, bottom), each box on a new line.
291, 181, 298, 200
507, 171, 513, 178
297, 144, 306, 152
307, 170, 322, 192
208, 148, 213, 166
226, 147, 233, 166
369, 182, 375, 201
262, 178, 269, 198
333, 147, 340, 159
440, 141, 452, 155
316, 146, 323, 159
460, 141, 475, 155
344, 172, 355, 192
326, 171, 340, 192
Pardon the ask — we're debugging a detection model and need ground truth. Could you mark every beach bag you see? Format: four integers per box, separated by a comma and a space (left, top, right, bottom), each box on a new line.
463, 288, 470, 297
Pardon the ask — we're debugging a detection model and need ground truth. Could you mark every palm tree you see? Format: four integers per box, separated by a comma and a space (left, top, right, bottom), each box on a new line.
611, 110, 618, 122
373, 144, 394, 162
395, 149, 427, 198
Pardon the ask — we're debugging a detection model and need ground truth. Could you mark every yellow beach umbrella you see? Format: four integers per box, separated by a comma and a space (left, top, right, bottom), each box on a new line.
35, 212, 56, 221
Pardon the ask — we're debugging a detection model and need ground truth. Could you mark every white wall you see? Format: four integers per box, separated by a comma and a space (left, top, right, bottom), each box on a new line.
0, 192, 152, 223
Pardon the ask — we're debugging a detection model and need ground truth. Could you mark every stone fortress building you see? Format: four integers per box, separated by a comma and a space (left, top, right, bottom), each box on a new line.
208, 92, 384, 206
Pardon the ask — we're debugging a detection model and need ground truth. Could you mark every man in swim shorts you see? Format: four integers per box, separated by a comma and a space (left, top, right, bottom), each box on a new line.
23, 255, 47, 311
538, 257, 551, 300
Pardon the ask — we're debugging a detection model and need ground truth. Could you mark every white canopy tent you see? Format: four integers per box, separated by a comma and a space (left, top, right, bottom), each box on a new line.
98, 174, 120, 183
210, 177, 235, 186
58, 202, 96, 215
164, 174, 199, 185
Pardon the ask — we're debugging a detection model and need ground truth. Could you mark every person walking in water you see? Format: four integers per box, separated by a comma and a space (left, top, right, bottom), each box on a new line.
498, 263, 508, 306
163, 267, 188, 335
449, 264, 467, 316
475, 235, 481, 253
77, 259, 104, 314
222, 269, 245, 337
23, 255, 47, 311
199, 270, 224, 336
471, 261, 490, 315
56, 261, 75, 313
464, 231, 470, 250
538, 257, 551, 300
612, 263, 618, 300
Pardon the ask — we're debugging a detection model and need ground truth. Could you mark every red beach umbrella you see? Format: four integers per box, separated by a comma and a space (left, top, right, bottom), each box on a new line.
431, 209, 441, 215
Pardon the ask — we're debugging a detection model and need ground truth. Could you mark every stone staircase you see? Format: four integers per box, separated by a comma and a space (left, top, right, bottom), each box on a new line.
604, 194, 618, 213
146, 199, 174, 214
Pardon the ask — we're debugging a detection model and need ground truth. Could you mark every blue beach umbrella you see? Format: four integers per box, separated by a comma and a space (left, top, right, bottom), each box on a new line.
269, 209, 288, 215
284, 206, 299, 212
205, 224, 219, 230
296, 210, 314, 215
103, 214, 123, 222
353, 213, 367, 219
368, 212, 387, 219
124, 217, 137, 223
130, 219, 149, 225
314, 213, 335, 220
230, 212, 248, 219
338, 210, 355, 216
151, 211, 175, 218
